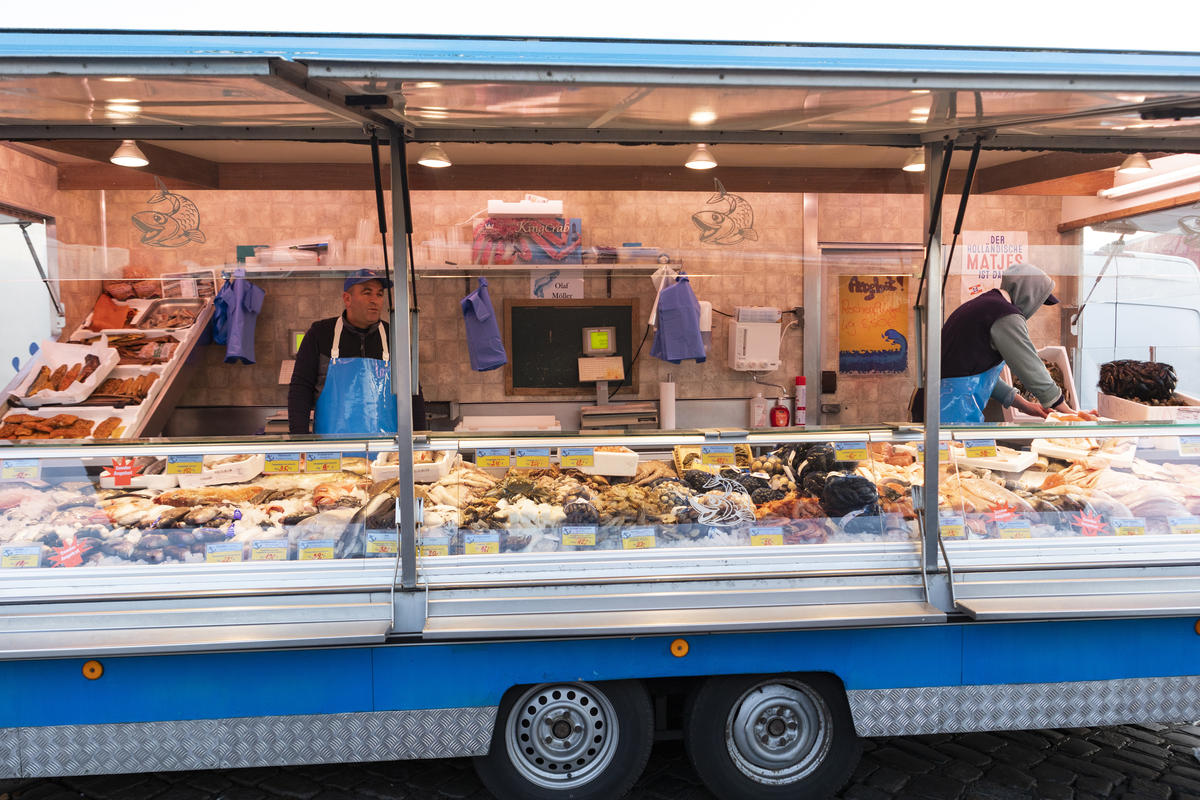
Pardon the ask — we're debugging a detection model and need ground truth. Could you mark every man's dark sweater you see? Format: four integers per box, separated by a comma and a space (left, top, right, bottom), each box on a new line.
287, 314, 394, 434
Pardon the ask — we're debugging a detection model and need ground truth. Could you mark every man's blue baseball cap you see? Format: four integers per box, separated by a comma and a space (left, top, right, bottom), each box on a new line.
343, 268, 393, 291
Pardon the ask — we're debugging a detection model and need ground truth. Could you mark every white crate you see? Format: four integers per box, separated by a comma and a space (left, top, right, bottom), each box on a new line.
176, 454, 265, 489
1001, 346, 1079, 421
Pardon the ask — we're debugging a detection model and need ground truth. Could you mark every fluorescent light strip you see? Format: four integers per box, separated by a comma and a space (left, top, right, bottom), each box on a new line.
1098, 164, 1200, 199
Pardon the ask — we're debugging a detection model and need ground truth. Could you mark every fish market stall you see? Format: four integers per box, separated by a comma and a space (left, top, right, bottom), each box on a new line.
3, 26, 1200, 800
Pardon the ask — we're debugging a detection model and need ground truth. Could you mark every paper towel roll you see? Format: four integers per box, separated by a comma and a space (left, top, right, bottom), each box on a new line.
659, 382, 676, 429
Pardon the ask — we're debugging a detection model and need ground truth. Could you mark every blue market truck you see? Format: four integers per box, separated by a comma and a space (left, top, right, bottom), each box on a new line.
2, 28, 1200, 800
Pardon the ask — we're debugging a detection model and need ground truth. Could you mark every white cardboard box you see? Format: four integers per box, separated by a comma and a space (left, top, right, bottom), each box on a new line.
1097, 391, 1200, 421
1001, 346, 1078, 422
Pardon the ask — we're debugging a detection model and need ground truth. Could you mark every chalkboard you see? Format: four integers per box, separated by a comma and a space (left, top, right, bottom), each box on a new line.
505, 299, 640, 395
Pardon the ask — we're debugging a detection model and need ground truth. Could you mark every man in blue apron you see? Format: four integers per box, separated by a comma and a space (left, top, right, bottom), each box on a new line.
287, 269, 413, 436
941, 263, 1091, 424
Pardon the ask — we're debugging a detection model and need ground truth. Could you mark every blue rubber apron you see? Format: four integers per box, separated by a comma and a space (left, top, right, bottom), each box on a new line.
939, 362, 1006, 424
314, 316, 398, 436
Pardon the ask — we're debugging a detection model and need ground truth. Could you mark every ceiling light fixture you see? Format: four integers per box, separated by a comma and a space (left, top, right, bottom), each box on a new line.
901, 149, 925, 172
105, 103, 141, 115
417, 143, 452, 168
101, 76, 135, 83
689, 110, 717, 126
1098, 163, 1200, 200
1117, 152, 1153, 174
685, 144, 717, 170
110, 139, 148, 168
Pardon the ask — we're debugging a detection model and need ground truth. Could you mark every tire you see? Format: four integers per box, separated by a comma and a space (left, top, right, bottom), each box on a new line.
684, 673, 861, 800
473, 680, 654, 800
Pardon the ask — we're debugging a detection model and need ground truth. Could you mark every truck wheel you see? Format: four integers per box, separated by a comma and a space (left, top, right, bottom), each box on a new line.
474, 680, 653, 800
684, 673, 860, 800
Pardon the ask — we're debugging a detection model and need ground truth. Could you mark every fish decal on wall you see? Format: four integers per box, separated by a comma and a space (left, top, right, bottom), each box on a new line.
691, 179, 758, 246
131, 182, 206, 248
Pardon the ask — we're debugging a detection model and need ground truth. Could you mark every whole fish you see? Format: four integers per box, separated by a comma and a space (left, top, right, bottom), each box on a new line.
691, 180, 758, 245
131, 189, 207, 248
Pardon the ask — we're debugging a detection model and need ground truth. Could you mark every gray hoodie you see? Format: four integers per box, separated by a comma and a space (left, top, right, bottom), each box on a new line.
989, 263, 1064, 408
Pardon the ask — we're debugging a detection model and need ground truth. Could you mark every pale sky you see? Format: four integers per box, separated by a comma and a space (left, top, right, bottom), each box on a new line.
2, 0, 1198, 53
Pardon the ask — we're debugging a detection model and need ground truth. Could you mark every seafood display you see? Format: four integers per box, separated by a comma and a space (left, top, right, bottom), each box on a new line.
90, 373, 159, 404
0, 413, 123, 440
138, 299, 204, 330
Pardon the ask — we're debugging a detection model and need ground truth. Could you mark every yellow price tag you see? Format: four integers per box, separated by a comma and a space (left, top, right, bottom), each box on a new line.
264, 453, 301, 474
1180, 437, 1200, 457
1169, 517, 1200, 535
621, 527, 657, 549
419, 542, 450, 557
1111, 517, 1146, 536
963, 439, 998, 459
166, 455, 203, 475
476, 449, 511, 469
750, 527, 784, 546
464, 533, 499, 555
298, 540, 335, 560
996, 519, 1031, 539
205, 542, 243, 563
833, 443, 869, 462
938, 514, 966, 540
514, 448, 551, 469
700, 445, 735, 467
1, 545, 40, 568
561, 526, 596, 546
1, 459, 39, 481
917, 443, 950, 463
559, 448, 595, 468
366, 532, 399, 554
250, 540, 288, 561
304, 454, 342, 473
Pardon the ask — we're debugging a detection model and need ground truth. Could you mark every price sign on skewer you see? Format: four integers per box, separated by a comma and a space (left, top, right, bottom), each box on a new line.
621, 526, 657, 550
1111, 517, 1147, 536
701, 445, 735, 467
750, 526, 784, 547
418, 536, 450, 557
1179, 437, 1200, 458
1169, 516, 1200, 536
561, 525, 597, 547
514, 448, 551, 469
166, 455, 203, 475
559, 447, 595, 469
833, 442, 869, 462
916, 443, 950, 463
938, 514, 966, 540
264, 453, 301, 474
476, 449, 511, 469
464, 532, 500, 555
250, 539, 288, 561
963, 439, 998, 459
297, 539, 335, 560
0, 459, 39, 481
1, 545, 40, 568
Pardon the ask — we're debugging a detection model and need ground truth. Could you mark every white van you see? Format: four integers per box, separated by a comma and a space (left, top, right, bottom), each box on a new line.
1075, 249, 1200, 408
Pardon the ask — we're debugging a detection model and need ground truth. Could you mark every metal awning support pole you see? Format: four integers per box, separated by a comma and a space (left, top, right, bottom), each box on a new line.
389, 126, 417, 592
921, 141, 948, 577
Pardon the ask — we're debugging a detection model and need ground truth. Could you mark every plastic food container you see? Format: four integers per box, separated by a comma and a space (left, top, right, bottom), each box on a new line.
176, 454, 266, 489
372, 450, 455, 483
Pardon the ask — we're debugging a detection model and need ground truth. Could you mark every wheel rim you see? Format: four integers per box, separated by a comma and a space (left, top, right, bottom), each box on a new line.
504, 682, 620, 790
725, 680, 833, 785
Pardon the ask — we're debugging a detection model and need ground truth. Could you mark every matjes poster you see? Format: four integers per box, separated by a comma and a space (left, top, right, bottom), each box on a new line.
960, 231, 1028, 302
472, 217, 583, 265
838, 275, 909, 374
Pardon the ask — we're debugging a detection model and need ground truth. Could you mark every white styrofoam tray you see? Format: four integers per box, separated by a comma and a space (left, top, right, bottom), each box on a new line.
176, 454, 266, 489
0, 405, 137, 439
372, 450, 455, 483
948, 443, 1037, 473
575, 448, 639, 477
93, 365, 167, 407
1031, 437, 1137, 468
1097, 391, 1200, 421
6, 338, 119, 407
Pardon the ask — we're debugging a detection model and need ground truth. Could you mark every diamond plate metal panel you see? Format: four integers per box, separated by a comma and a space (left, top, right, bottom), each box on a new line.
18, 719, 220, 777
849, 676, 1200, 737
0, 727, 18, 777
219, 707, 497, 768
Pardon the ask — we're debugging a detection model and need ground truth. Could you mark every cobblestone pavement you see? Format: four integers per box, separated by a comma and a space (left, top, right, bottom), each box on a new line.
4, 723, 1200, 800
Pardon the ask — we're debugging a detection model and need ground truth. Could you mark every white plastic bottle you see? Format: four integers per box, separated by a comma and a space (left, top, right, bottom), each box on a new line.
793, 376, 807, 428
749, 392, 769, 428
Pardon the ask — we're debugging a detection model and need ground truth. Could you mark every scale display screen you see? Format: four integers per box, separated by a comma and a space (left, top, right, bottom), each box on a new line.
582, 326, 616, 356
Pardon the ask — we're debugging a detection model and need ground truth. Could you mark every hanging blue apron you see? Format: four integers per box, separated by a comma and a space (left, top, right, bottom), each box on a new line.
939, 362, 1006, 424
314, 316, 398, 436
